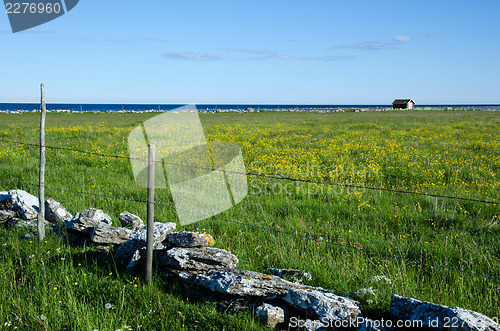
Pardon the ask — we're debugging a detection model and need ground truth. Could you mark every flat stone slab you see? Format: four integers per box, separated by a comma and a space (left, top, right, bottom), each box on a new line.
166, 231, 215, 248
90, 224, 132, 245
194, 268, 301, 297
156, 247, 238, 271
390, 295, 500, 331
129, 222, 176, 243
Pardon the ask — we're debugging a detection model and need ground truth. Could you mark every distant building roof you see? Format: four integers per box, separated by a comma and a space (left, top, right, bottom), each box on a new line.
392, 99, 414, 105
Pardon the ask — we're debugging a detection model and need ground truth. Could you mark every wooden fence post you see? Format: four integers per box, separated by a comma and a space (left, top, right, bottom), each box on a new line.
38, 83, 46, 242
145, 144, 155, 284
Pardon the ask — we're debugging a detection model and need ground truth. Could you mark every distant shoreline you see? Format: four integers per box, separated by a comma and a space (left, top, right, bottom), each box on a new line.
0, 103, 499, 114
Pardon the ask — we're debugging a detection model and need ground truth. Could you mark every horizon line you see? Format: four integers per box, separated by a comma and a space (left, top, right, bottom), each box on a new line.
1, 102, 500, 106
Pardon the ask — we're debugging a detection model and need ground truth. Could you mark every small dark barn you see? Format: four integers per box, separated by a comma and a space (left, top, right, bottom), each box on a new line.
392, 99, 415, 110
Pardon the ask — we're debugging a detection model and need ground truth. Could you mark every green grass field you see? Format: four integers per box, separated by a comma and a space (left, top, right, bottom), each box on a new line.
0, 110, 499, 330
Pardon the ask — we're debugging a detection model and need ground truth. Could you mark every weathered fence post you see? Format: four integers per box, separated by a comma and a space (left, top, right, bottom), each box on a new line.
145, 144, 155, 284
38, 83, 46, 241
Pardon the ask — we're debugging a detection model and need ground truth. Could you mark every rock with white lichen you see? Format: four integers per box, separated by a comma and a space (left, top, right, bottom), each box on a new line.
129, 222, 176, 244
64, 208, 112, 233
44, 198, 72, 224
90, 224, 132, 245
284, 288, 361, 324
156, 247, 237, 271
390, 295, 500, 331
114, 222, 177, 268
165, 231, 215, 248
255, 303, 285, 328
194, 269, 300, 297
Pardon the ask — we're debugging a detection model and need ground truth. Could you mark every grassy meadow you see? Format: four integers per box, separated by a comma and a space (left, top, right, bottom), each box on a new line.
0, 110, 499, 330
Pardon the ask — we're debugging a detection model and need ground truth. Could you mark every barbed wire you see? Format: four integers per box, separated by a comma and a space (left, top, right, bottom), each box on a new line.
0, 138, 497, 205
1, 176, 498, 281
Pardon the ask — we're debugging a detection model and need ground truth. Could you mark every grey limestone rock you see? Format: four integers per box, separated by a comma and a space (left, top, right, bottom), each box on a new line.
119, 211, 144, 229
283, 288, 361, 324
125, 249, 143, 273
114, 239, 143, 261
255, 303, 285, 328
390, 295, 500, 331
166, 231, 215, 248
114, 222, 176, 266
8, 189, 39, 220
44, 198, 72, 223
194, 269, 300, 297
156, 247, 238, 271
64, 208, 112, 233
129, 222, 176, 243
90, 224, 132, 245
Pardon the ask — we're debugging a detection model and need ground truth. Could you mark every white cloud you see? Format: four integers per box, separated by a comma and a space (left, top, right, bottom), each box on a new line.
332, 41, 396, 50
222, 48, 353, 61
52, 36, 126, 43
249, 54, 355, 61
221, 48, 274, 55
394, 35, 411, 42
162, 52, 222, 61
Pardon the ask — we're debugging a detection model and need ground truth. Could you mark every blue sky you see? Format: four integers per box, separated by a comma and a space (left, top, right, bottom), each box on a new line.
1, 0, 499, 105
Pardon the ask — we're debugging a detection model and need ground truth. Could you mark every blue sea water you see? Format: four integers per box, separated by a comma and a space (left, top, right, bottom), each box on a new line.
0, 103, 499, 112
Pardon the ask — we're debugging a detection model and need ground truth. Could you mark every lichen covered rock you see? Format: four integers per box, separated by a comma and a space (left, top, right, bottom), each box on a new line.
390, 295, 500, 331
166, 231, 215, 248
64, 208, 112, 233
90, 224, 132, 245
44, 198, 72, 223
156, 247, 237, 271
194, 269, 300, 297
255, 303, 285, 328
284, 288, 361, 323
